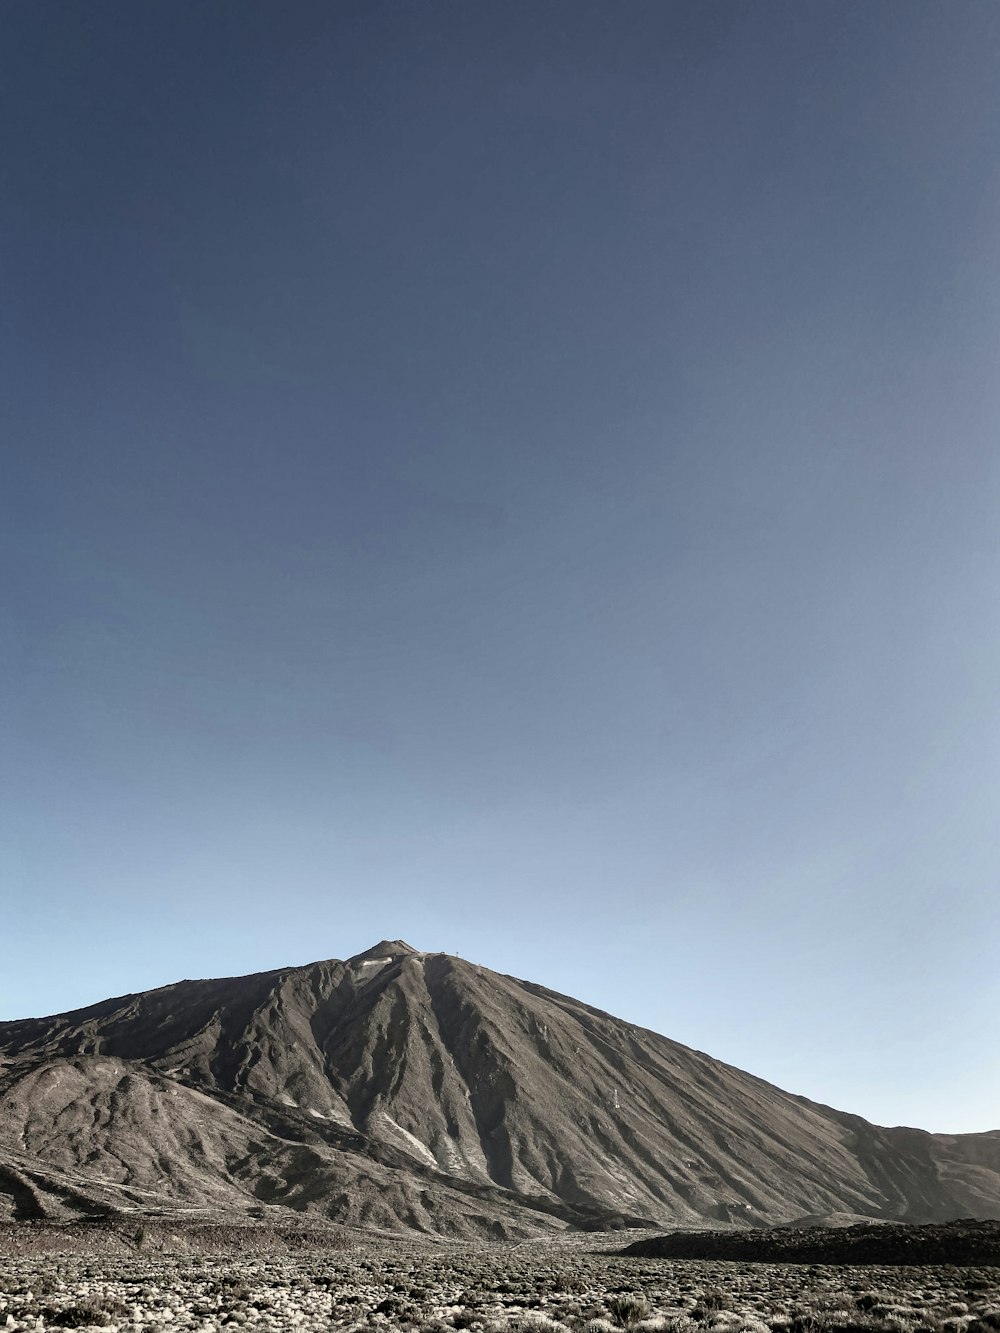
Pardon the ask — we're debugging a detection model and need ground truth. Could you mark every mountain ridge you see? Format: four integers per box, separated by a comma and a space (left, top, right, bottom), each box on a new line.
2, 942, 998, 1238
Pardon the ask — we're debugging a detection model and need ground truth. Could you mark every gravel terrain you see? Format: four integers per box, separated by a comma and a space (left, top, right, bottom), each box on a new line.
2, 1234, 1000, 1333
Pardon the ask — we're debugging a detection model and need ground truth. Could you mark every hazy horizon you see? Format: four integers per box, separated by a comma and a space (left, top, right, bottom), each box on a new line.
4, 1, 999, 1136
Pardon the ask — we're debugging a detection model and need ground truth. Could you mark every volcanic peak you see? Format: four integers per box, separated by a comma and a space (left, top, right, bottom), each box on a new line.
1, 943, 999, 1236
350, 939, 419, 963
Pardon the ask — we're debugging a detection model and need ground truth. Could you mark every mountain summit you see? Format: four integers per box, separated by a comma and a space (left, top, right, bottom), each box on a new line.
1, 945, 998, 1237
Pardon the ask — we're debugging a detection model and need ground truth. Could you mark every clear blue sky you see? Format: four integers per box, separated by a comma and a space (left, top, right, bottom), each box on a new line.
3, 1, 998, 1133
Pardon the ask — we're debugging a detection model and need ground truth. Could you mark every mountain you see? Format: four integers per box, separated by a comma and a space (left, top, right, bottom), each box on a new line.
2, 940, 998, 1238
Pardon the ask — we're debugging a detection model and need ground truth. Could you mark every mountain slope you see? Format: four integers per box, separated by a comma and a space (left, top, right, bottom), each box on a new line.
1, 941, 997, 1236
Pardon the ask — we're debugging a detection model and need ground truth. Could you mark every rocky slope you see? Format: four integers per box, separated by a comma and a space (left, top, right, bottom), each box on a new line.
1, 940, 998, 1237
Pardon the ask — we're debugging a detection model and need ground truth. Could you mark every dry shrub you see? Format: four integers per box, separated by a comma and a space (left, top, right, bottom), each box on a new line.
693, 1294, 733, 1323
608, 1295, 653, 1327
44, 1295, 129, 1328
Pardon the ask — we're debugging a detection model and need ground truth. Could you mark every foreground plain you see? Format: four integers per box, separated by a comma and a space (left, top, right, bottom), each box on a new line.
2, 1232, 1000, 1333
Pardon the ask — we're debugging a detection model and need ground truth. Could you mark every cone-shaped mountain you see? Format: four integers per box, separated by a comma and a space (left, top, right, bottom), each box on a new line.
1, 943, 997, 1237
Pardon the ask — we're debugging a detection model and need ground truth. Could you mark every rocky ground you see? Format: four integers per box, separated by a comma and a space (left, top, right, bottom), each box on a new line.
2, 1230, 1000, 1333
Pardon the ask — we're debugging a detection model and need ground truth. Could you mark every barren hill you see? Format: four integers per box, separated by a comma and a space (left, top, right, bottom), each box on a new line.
1, 941, 997, 1238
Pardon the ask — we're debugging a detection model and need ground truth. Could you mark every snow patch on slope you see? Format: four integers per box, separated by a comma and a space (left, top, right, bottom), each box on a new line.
377, 1111, 438, 1168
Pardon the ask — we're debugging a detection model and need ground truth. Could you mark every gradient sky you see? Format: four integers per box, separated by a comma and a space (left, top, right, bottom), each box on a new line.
3, 1, 999, 1133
